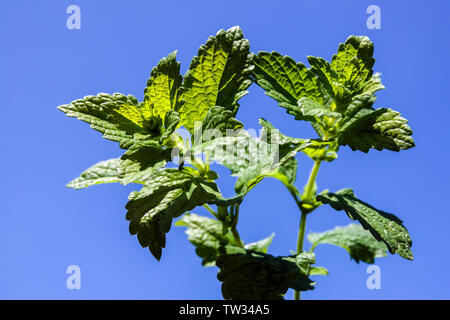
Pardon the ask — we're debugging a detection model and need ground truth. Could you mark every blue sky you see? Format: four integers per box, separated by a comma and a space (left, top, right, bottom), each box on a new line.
1, 0, 449, 299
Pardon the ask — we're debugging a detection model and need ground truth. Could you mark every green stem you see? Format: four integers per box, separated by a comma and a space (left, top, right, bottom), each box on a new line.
231, 205, 244, 247
294, 160, 322, 301
203, 204, 220, 220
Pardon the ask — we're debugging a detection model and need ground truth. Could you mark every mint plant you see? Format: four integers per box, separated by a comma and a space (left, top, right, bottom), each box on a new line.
59, 27, 414, 300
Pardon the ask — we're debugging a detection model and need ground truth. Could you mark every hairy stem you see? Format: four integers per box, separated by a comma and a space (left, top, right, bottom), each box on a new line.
294, 160, 322, 300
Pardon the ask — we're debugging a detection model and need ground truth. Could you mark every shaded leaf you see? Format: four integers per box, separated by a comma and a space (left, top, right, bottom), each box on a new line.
308, 223, 388, 263
216, 246, 315, 300
176, 213, 235, 266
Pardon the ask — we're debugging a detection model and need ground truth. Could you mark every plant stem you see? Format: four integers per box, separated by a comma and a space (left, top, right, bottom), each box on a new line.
203, 204, 220, 220
231, 205, 244, 247
294, 160, 322, 301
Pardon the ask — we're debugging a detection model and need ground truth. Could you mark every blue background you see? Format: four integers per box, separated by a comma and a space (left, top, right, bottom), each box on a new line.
1, 0, 449, 299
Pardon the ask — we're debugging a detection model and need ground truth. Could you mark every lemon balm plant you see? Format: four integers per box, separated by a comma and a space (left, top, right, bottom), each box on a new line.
59, 27, 414, 300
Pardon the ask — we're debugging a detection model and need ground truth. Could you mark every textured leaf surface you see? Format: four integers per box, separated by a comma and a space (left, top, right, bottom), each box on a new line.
58, 93, 142, 149
317, 189, 413, 260
176, 213, 235, 266
194, 106, 243, 142
67, 159, 122, 190
125, 169, 220, 260
216, 246, 315, 300
308, 36, 380, 101
180, 27, 253, 132
252, 51, 323, 117
143, 51, 183, 119
195, 119, 309, 195
119, 141, 171, 185
308, 224, 388, 263
338, 108, 414, 152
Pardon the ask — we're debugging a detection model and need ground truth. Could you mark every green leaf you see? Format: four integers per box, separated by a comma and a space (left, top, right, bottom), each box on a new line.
297, 97, 341, 121
159, 109, 181, 145
331, 36, 375, 91
310, 266, 329, 276
317, 189, 413, 260
244, 233, 275, 254
143, 51, 183, 119
216, 246, 315, 300
338, 108, 415, 152
195, 119, 309, 195
175, 213, 235, 266
180, 26, 253, 132
194, 106, 243, 143
301, 139, 338, 162
67, 158, 122, 190
125, 169, 220, 260
119, 141, 171, 185
58, 93, 142, 149
308, 36, 381, 102
252, 51, 323, 109
308, 224, 388, 263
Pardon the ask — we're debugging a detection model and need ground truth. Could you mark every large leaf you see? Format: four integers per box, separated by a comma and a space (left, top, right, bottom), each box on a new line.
143, 51, 183, 119
216, 245, 315, 300
58, 93, 142, 149
317, 189, 413, 260
175, 213, 235, 266
67, 159, 122, 190
308, 224, 388, 263
125, 169, 220, 260
180, 26, 253, 132
338, 108, 415, 152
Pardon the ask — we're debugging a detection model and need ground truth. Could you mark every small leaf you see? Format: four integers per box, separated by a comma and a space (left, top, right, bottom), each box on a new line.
317, 189, 413, 260
119, 141, 170, 185
308, 224, 388, 263
245, 233, 275, 254
310, 266, 329, 276
176, 213, 235, 266
216, 246, 315, 300
180, 26, 253, 132
67, 159, 122, 190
